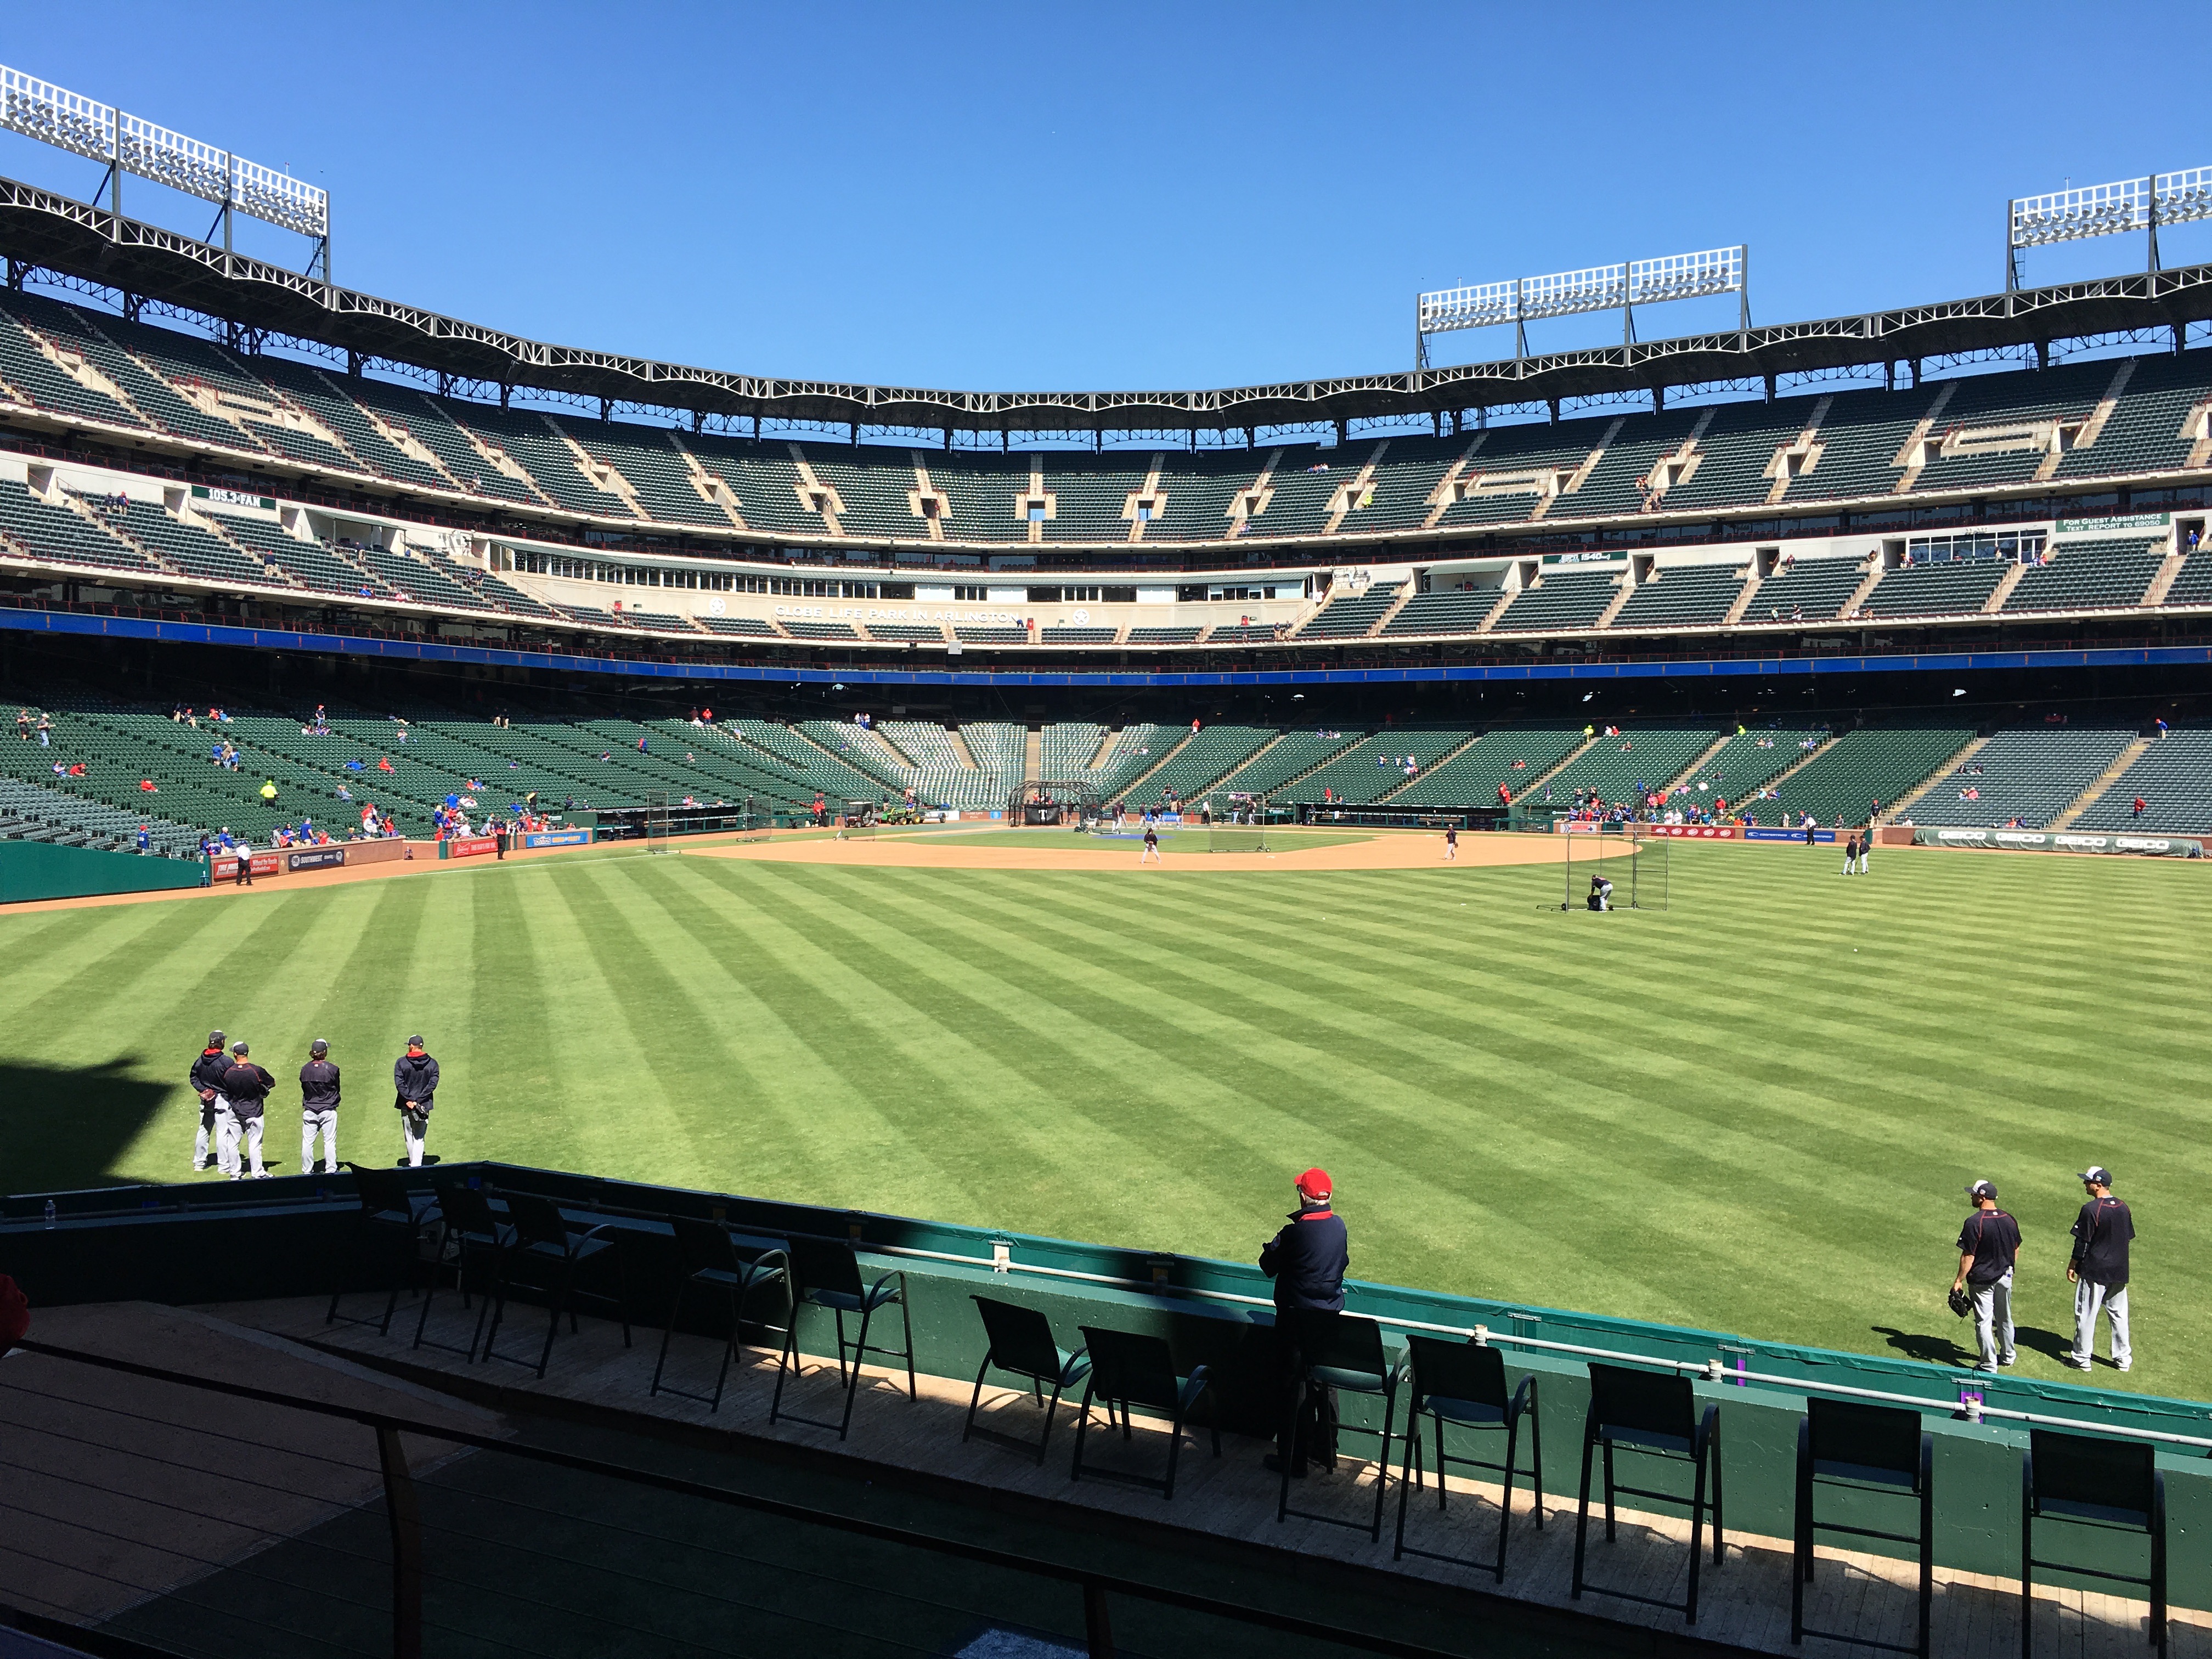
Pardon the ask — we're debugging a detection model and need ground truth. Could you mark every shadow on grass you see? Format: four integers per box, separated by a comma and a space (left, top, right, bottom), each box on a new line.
1, 1058, 171, 1195
1871, 1324, 1972, 1366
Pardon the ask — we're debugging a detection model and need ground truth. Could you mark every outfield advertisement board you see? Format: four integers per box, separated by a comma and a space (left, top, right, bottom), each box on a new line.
285, 847, 347, 872
521, 829, 592, 848
209, 851, 283, 879
1645, 824, 1738, 839
1743, 827, 1838, 843
441, 835, 500, 860
1916, 827, 2202, 857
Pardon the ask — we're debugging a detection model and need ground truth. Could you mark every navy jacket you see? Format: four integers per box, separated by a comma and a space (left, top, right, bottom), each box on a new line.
300, 1060, 341, 1111
1261, 1206, 1348, 1313
190, 1047, 229, 1101
219, 1062, 275, 1120
393, 1052, 439, 1110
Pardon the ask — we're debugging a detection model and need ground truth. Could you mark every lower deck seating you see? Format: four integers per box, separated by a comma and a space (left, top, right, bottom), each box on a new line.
1767, 729, 1974, 825
1393, 728, 1583, 807
1906, 729, 2138, 828
2071, 730, 2212, 833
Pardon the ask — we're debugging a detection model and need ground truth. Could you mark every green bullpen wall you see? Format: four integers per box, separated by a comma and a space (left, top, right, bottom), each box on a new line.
3, 1163, 2202, 1607
0, 840, 207, 903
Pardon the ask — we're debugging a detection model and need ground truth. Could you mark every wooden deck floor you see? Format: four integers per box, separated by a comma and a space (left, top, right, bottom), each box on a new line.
221, 1292, 2203, 1659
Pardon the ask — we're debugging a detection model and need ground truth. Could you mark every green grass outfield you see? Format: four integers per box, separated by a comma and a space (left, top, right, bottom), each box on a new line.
3, 838, 2204, 1398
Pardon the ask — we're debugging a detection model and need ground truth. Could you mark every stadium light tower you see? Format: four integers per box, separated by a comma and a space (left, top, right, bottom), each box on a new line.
2006, 167, 2212, 290
0, 62, 331, 280
1414, 245, 1748, 368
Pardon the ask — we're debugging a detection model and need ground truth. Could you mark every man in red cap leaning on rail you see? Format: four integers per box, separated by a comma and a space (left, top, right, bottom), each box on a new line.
1261, 1166, 1350, 1477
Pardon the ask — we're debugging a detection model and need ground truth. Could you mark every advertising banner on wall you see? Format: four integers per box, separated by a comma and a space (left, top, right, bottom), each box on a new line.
1645, 825, 1740, 840
1915, 827, 2202, 857
441, 836, 500, 860
285, 847, 347, 872
521, 829, 592, 848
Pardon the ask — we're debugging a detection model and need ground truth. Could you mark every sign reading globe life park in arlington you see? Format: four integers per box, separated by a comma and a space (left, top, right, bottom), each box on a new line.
773, 605, 1028, 625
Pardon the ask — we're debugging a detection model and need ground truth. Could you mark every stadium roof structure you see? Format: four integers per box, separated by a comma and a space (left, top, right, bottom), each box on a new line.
6, 171, 2212, 438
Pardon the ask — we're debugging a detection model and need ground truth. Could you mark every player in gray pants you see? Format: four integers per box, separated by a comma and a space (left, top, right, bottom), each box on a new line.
299, 1039, 341, 1176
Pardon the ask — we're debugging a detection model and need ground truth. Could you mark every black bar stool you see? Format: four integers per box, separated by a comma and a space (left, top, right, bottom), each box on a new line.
963, 1296, 1089, 1464
326, 1165, 443, 1338
1277, 1312, 1404, 1543
2022, 1429, 2165, 1659
648, 1216, 789, 1412
1393, 1335, 1542, 1583
1571, 1362, 1724, 1624
1070, 1326, 1217, 1500
410, 1182, 514, 1359
479, 1192, 631, 1379
769, 1236, 915, 1440
1791, 1397, 1933, 1657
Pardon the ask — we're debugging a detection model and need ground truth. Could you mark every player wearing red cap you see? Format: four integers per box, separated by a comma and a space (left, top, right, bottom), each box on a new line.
1261, 1166, 1349, 1477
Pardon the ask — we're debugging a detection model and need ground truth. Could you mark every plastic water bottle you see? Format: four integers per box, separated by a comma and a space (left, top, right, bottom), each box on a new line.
44, 1199, 57, 1228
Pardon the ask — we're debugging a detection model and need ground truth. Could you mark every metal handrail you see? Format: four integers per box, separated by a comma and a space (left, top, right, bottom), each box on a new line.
864, 1243, 2212, 1452
15, 1338, 1466, 1659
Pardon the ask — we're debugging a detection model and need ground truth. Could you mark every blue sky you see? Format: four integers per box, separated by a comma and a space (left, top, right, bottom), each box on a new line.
3, 2, 2208, 396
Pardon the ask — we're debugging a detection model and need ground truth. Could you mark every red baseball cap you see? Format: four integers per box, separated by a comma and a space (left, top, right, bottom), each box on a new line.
1295, 1167, 1333, 1201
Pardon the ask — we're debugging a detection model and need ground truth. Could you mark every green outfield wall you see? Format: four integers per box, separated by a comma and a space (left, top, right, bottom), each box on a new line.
0, 840, 207, 904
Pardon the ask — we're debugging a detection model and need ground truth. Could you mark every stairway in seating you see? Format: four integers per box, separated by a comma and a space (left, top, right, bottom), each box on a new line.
1367, 584, 1418, 637
1982, 561, 2029, 613
1660, 732, 1737, 795
1116, 729, 1198, 798
1876, 735, 1989, 825
1722, 568, 1763, 625
1376, 730, 1486, 802
1839, 560, 1884, 619
1023, 729, 1042, 779
2047, 737, 2155, 830
1511, 732, 1601, 803
2143, 551, 2186, 607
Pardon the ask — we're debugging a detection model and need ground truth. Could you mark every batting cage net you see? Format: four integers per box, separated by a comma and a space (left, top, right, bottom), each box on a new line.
1007, 781, 1103, 830
1206, 793, 1273, 851
646, 792, 672, 855
1554, 820, 1669, 911
835, 799, 881, 839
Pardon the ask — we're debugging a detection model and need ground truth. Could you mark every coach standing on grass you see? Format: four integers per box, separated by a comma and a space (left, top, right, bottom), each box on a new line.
2066, 1166, 2134, 1372
1261, 1167, 1348, 1478
218, 1041, 274, 1180
393, 1035, 438, 1167
1951, 1179, 2021, 1373
300, 1039, 340, 1176
190, 1029, 229, 1172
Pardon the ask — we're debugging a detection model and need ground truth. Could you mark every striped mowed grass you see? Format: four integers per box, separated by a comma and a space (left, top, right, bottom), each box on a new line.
1, 839, 2203, 1400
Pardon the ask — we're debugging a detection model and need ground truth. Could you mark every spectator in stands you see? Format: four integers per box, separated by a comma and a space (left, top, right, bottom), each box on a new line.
393, 1036, 439, 1169
2132, 797, 2147, 820
190, 1030, 229, 1173
300, 1039, 340, 1177
35, 713, 50, 747
136, 826, 149, 855
1261, 1167, 1347, 1478
14, 709, 27, 741
1951, 1180, 2021, 1373
218, 1041, 274, 1180
2066, 1167, 2134, 1373
2155, 718, 2169, 738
